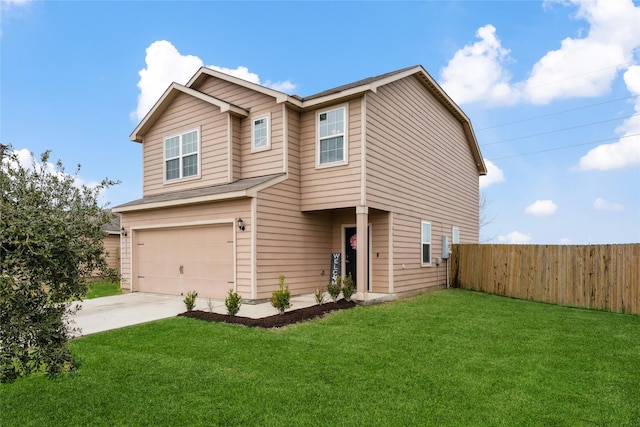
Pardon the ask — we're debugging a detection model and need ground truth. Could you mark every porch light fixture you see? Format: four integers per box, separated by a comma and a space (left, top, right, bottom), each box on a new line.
120, 227, 127, 237
237, 218, 245, 231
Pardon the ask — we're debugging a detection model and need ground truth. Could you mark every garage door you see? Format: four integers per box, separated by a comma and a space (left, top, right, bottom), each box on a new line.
135, 224, 234, 299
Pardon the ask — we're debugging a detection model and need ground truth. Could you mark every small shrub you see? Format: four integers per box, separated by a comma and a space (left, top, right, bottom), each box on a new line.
270, 274, 292, 315
342, 273, 355, 302
207, 298, 214, 313
183, 290, 198, 311
327, 276, 342, 303
314, 287, 326, 304
225, 289, 242, 316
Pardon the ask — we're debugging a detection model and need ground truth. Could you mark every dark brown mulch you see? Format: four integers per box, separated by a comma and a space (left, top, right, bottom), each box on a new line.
178, 299, 357, 328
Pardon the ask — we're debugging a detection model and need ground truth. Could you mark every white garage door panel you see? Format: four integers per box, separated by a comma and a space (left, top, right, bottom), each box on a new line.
136, 225, 234, 299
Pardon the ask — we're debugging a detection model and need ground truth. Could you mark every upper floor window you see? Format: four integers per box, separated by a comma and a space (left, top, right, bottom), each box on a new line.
252, 115, 270, 152
317, 105, 347, 166
164, 129, 199, 181
421, 221, 432, 266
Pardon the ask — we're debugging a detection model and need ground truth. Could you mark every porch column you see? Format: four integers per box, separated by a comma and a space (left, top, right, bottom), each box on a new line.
356, 206, 369, 297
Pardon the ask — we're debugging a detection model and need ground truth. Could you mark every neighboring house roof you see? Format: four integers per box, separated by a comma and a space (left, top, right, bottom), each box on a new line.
103, 211, 121, 235
131, 65, 486, 174
113, 173, 286, 212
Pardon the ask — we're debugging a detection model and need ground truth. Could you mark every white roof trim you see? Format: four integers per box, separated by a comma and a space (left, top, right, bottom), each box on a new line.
112, 191, 249, 213
187, 67, 301, 106
129, 82, 249, 143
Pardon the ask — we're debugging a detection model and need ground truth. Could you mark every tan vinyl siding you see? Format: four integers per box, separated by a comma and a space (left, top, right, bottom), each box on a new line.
255, 180, 331, 299
142, 92, 229, 196
369, 210, 390, 293
119, 199, 252, 297
300, 99, 363, 211
197, 77, 284, 178
287, 107, 301, 181
366, 76, 479, 237
230, 115, 241, 181
239, 105, 284, 178
366, 76, 480, 292
103, 234, 120, 273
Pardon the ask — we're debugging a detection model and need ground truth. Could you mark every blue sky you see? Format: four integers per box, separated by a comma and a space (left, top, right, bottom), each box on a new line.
2, 0, 639, 244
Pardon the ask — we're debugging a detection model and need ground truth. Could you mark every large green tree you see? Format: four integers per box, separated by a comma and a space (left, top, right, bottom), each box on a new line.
0, 146, 117, 382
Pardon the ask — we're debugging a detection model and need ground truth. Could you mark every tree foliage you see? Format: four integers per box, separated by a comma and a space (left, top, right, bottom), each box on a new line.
0, 146, 117, 382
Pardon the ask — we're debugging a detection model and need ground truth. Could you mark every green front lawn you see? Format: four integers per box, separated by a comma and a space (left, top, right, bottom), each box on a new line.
2, 290, 638, 426
84, 280, 121, 299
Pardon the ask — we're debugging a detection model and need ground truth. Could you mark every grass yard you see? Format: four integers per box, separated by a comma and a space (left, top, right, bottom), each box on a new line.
84, 280, 121, 299
1, 289, 638, 426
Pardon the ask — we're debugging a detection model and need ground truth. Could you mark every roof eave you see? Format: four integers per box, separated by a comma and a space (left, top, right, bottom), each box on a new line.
129, 83, 249, 143
188, 66, 299, 106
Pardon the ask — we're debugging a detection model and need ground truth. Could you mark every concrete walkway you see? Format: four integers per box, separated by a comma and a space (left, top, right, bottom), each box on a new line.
68, 292, 320, 337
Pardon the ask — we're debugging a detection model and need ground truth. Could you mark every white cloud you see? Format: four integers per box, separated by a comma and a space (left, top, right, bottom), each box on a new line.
576, 66, 640, 171
498, 231, 532, 244
439, 0, 640, 106
593, 197, 624, 211
559, 238, 572, 244
525, 199, 558, 216
0, 0, 32, 35
132, 40, 297, 122
440, 25, 515, 106
479, 158, 505, 188
1, 0, 32, 9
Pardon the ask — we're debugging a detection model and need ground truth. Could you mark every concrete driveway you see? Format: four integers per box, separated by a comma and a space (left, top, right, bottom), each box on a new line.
67, 292, 320, 337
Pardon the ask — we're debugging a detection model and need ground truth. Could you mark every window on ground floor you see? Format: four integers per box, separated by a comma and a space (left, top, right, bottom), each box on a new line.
421, 221, 431, 266
452, 226, 459, 244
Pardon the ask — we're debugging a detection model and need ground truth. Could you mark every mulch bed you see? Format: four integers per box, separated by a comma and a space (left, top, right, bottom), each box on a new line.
178, 299, 357, 328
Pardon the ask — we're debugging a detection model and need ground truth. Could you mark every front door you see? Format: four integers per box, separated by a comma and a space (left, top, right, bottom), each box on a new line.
344, 226, 370, 290
344, 227, 358, 285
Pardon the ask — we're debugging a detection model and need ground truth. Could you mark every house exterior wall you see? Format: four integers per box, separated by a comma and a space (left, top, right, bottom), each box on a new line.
142, 83, 286, 199
365, 75, 480, 293
255, 182, 332, 300
142, 93, 230, 196
119, 68, 482, 300
103, 234, 120, 273
300, 98, 363, 211
196, 77, 285, 179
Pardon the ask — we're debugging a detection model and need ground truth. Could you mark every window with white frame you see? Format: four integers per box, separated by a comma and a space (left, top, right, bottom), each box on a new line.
421, 221, 432, 265
252, 115, 269, 151
164, 129, 199, 181
452, 227, 460, 244
317, 106, 346, 165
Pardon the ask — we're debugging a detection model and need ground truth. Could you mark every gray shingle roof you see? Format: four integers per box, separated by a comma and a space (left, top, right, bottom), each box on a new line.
113, 173, 285, 210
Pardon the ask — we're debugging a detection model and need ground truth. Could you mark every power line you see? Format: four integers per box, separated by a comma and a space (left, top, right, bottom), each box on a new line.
476, 94, 639, 131
481, 112, 640, 147
489, 133, 640, 161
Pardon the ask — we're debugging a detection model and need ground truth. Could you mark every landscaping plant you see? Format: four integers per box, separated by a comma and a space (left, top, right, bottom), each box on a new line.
183, 291, 198, 311
314, 287, 325, 304
327, 276, 342, 302
0, 146, 117, 382
342, 273, 355, 302
225, 289, 242, 316
270, 274, 291, 314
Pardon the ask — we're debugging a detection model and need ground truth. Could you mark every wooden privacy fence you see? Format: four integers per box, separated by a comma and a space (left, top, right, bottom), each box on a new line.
450, 244, 640, 315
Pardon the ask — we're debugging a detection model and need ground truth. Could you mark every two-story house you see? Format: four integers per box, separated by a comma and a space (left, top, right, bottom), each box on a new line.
113, 65, 486, 302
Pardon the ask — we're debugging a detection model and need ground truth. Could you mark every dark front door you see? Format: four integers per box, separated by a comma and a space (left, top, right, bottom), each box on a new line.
344, 227, 358, 285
